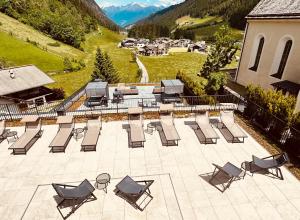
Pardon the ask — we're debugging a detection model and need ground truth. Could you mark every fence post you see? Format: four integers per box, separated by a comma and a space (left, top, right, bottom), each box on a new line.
6, 104, 12, 121
35, 102, 39, 116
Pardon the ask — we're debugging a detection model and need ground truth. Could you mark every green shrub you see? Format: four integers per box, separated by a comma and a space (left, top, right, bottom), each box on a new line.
47, 42, 60, 47
246, 85, 296, 125
176, 70, 208, 96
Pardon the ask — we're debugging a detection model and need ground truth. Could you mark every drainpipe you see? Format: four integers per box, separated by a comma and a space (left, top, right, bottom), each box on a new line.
235, 21, 250, 82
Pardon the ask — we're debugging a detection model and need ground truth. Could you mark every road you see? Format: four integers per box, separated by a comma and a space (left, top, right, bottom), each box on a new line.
136, 56, 149, 83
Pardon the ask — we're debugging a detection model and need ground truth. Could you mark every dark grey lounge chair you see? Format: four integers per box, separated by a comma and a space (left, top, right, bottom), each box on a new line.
0, 120, 7, 141
114, 175, 154, 211
52, 179, 97, 219
209, 162, 245, 192
247, 152, 289, 180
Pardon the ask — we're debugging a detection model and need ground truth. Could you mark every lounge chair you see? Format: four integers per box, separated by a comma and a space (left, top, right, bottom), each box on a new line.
128, 107, 145, 147
9, 116, 42, 155
209, 162, 245, 192
159, 104, 180, 146
50, 116, 74, 153
220, 111, 247, 143
81, 116, 102, 151
246, 152, 289, 180
114, 175, 154, 211
195, 112, 219, 144
52, 179, 97, 219
0, 120, 7, 141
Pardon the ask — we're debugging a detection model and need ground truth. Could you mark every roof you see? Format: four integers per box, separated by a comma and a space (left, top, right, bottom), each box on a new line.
86, 81, 108, 90
247, 0, 300, 19
271, 80, 300, 95
0, 65, 54, 96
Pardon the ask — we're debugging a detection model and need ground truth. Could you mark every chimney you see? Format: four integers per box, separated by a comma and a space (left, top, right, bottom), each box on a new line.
9, 69, 15, 79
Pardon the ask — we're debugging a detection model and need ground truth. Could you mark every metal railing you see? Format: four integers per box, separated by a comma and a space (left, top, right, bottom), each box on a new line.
0, 94, 240, 120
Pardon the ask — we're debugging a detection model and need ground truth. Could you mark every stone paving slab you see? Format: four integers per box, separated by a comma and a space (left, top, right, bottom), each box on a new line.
0, 118, 299, 220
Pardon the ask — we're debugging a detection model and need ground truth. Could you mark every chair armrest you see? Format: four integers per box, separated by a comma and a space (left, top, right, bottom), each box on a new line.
212, 163, 222, 170
261, 153, 281, 160
54, 183, 76, 188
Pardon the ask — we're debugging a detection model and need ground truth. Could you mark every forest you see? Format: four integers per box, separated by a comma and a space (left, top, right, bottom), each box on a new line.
0, 0, 118, 48
136, 0, 260, 31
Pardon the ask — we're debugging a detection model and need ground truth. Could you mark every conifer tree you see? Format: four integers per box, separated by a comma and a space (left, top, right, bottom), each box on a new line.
92, 48, 107, 81
103, 52, 120, 84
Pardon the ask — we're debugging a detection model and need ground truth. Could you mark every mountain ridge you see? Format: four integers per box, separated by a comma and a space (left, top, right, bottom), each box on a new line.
103, 3, 164, 27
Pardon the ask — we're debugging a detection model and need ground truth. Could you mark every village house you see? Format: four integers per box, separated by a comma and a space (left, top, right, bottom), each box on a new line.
236, 0, 300, 112
0, 65, 55, 107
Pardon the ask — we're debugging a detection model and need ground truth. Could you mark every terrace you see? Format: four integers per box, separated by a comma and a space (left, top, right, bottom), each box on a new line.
0, 115, 300, 219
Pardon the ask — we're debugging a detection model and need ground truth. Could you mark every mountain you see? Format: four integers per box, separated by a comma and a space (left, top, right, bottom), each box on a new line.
0, 0, 118, 48
103, 3, 165, 27
138, 0, 260, 30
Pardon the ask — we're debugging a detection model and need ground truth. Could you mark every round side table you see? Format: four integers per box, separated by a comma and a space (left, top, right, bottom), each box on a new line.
6, 131, 18, 143
74, 128, 84, 141
96, 173, 111, 193
146, 123, 155, 135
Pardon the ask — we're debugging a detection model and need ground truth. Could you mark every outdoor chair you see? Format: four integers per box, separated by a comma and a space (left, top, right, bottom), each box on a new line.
114, 175, 154, 211
244, 152, 289, 180
220, 111, 247, 143
52, 179, 97, 219
209, 162, 245, 192
195, 112, 219, 144
127, 107, 145, 147
0, 120, 6, 141
81, 116, 102, 151
159, 104, 180, 146
160, 115, 180, 146
9, 116, 42, 155
50, 116, 74, 153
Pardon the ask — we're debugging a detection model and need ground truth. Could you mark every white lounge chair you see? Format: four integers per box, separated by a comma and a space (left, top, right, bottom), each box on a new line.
9, 116, 42, 155
220, 111, 247, 143
195, 112, 219, 144
81, 116, 102, 151
128, 107, 145, 147
50, 115, 74, 153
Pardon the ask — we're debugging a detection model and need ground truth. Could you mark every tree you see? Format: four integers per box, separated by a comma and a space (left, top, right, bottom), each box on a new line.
200, 25, 238, 78
206, 72, 228, 94
92, 48, 119, 84
92, 47, 107, 81
103, 52, 120, 84
63, 57, 73, 72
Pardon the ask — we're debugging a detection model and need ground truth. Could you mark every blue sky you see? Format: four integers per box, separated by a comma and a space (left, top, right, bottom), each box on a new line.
97, 0, 184, 8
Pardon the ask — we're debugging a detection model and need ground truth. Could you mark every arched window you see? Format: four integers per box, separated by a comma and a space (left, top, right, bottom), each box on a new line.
272, 40, 293, 79
250, 37, 264, 71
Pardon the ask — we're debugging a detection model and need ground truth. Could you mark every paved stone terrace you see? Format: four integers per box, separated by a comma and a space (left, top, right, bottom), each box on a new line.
0, 118, 299, 220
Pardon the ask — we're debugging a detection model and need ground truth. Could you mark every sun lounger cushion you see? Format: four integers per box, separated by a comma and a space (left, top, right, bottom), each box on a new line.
221, 111, 247, 138
196, 114, 219, 139
129, 120, 145, 143
161, 115, 180, 141
50, 128, 73, 147
0, 121, 5, 136
9, 129, 39, 149
81, 120, 101, 146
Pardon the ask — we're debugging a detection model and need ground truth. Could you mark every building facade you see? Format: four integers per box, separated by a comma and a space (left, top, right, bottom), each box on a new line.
236, 0, 300, 112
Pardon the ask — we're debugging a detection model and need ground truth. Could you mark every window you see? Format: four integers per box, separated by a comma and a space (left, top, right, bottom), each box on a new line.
249, 37, 264, 71
272, 40, 293, 79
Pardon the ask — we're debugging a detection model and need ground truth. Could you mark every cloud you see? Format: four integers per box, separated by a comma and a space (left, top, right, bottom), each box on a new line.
97, 0, 184, 8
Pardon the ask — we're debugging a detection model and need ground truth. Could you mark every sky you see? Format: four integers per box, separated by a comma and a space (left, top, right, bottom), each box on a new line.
97, 0, 184, 8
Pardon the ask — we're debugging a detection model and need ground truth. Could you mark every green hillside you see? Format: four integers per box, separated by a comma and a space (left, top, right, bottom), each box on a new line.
50, 28, 139, 96
0, 31, 64, 72
0, 0, 118, 48
132, 0, 259, 40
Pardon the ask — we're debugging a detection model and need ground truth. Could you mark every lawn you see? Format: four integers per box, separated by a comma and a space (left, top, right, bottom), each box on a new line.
176, 15, 223, 30
139, 53, 206, 82
193, 22, 244, 42
0, 12, 82, 58
0, 31, 64, 72
50, 28, 139, 96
